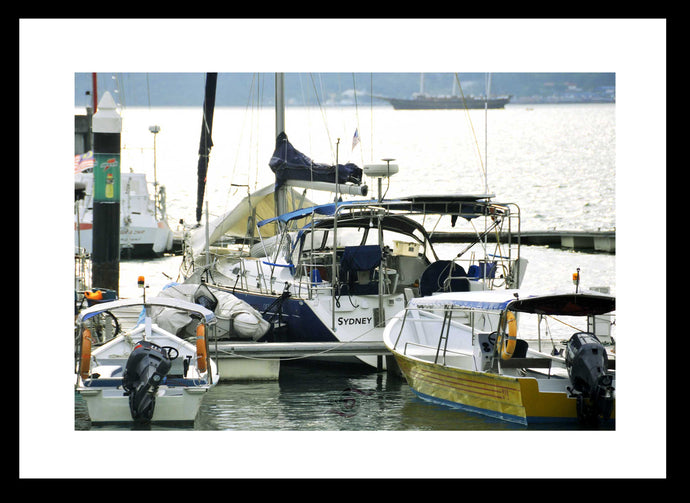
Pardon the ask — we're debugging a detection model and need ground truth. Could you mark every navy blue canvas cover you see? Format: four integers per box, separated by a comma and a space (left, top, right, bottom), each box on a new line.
269, 132, 363, 188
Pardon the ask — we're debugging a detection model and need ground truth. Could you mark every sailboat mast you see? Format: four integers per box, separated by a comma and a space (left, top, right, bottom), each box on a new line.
275, 73, 288, 219
275, 73, 285, 137
484, 73, 491, 193
195, 72, 218, 225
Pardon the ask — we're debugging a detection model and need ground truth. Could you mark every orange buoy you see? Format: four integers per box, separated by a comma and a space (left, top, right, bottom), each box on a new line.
80, 328, 92, 380
196, 324, 207, 373
84, 290, 103, 301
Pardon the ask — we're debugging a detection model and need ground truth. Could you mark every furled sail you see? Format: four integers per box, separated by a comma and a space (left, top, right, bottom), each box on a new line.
195, 72, 218, 224
269, 132, 363, 189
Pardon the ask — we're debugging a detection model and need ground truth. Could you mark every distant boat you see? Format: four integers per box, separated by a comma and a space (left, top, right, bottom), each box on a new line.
74, 166, 174, 258
378, 93, 512, 110
375, 73, 511, 110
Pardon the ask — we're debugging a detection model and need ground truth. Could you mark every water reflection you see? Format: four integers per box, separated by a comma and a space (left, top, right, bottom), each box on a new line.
77, 360, 612, 431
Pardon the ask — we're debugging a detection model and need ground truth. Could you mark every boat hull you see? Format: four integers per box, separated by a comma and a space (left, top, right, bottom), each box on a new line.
75, 223, 173, 258
227, 289, 398, 368
392, 351, 614, 426
385, 96, 511, 110
78, 385, 210, 424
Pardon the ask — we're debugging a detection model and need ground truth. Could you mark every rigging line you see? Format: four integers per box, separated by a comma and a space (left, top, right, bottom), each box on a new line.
253, 72, 265, 191
146, 73, 151, 111
114, 73, 126, 109
454, 73, 487, 189
297, 73, 314, 155
370, 73, 375, 162
352, 73, 364, 167
225, 74, 256, 213
484, 73, 491, 193
250, 73, 260, 191
294, 74, 316, 195
309, 73, 334, 161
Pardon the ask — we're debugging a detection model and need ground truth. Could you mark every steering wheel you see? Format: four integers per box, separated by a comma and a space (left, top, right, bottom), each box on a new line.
162, 346, 179, 360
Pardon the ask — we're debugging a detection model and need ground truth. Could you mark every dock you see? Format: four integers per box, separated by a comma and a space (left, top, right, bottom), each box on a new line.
429, 230, 615, 253
170, 229, 615, 256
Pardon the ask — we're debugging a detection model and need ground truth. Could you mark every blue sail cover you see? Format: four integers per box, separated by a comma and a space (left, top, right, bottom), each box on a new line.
269, 132, 363, 189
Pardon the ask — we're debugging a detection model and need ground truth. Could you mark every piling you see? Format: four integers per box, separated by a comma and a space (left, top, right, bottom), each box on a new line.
90, 92, 122, 295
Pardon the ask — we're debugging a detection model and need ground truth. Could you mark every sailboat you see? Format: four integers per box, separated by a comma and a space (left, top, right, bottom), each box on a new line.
375, 73, 511, 110
181, 73, 526, 369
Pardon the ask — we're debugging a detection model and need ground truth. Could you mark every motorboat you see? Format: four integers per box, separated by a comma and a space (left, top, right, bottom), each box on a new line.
75, 288, 219, 424
74, 167, 173, 258
382, 288, 615, 426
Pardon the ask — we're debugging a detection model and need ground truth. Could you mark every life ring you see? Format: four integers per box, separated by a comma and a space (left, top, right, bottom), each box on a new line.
79, 328, 92, 380
499, 311, 518, 360
196, 324, 208, 373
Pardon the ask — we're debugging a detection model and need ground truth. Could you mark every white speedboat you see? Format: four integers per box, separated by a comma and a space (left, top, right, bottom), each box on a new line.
74, 168, 173, 258
383, 288, 616, 426
75, 293, 219, 425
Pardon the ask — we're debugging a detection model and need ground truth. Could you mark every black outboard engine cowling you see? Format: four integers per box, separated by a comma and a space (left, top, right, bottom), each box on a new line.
122, 341, 172, 422
565, 332, 614, 425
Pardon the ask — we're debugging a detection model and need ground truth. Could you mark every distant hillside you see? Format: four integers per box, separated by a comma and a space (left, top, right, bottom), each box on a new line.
75, 72, 615, 108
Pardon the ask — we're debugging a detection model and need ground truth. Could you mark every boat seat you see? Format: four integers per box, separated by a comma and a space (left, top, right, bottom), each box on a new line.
419, 260, 469, 296
467, 261, 497, 280
82, 377, 124, 387
164, 377, 208, 386
339, 245, 381, 295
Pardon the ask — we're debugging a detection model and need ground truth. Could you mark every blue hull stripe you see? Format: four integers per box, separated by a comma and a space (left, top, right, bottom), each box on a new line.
232, 291, 340, 343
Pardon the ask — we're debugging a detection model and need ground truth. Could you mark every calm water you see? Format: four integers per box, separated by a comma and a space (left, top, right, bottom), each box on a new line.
74, 104, 619, 436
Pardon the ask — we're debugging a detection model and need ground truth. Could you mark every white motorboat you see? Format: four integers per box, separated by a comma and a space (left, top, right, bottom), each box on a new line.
74, 167, 174, 258
75, 290, 219, 424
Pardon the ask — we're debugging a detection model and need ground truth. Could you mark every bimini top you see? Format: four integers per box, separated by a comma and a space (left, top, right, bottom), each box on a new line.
408, 290, 526, 312
507, 292, 615, 316
256, 200, 367, 228
256, 193, 500, 229
76, 297, 216, 324
407, 290, 615, 316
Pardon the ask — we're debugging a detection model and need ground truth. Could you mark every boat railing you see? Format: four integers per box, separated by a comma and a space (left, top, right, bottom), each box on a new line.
74, 247, 92, 293
294, 260, 336, 300
403, 341, 475, 369
393, 303, 502, 366
433, 201, 523, 289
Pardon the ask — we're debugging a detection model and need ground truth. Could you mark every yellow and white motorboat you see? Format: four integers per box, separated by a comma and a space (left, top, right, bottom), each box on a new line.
383, 289, 615, 426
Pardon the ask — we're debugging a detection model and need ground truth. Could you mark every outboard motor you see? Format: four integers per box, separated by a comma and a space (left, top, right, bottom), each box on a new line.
565, 332, 614, 425
122, 341, 172, 422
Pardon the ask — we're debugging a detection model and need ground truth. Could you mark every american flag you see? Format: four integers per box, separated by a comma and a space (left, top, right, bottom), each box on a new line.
352, 128, 360, 150
74, 151, 94, 173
